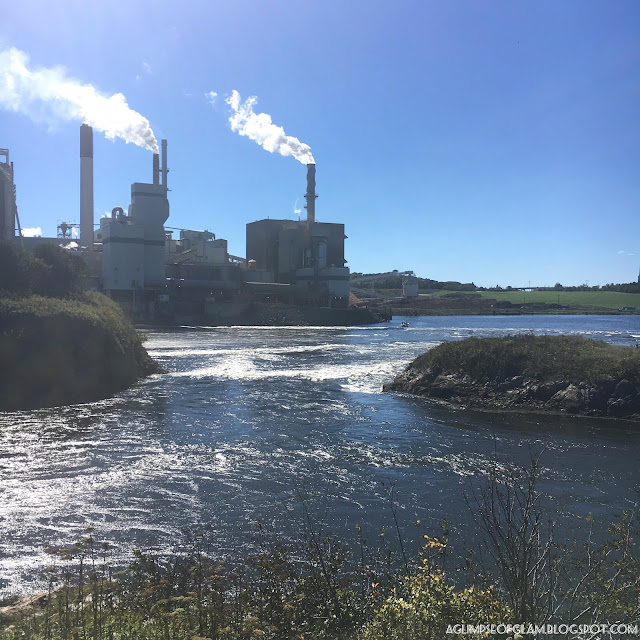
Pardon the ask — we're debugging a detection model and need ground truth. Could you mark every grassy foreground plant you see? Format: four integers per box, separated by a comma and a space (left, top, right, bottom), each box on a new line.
2, 460, 638, 639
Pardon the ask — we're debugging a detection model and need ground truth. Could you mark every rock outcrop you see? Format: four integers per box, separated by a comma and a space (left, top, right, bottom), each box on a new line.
383, 336, 640, 420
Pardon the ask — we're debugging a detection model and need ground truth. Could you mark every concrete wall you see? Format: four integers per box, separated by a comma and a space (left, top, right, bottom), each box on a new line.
101, 218, 145, 290
128, 183, 169, 288
278, 225, 309, 280
295, 266, 350, 306
309, 222, 346, 268
246, 219, 304, 275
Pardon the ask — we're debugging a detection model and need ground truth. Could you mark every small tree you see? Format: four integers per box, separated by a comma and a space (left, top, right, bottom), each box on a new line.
465, 453, 561, 623
32, 243, 88, 296
0, 241, 48, 294
0, 241, 88, 297
466, 453, 640, 628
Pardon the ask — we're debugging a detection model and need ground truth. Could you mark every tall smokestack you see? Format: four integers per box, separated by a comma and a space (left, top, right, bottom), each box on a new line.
161, 139, 168, 190
304, 163, 316, 224
79, 123, 94, 248
153, 153, 160, 185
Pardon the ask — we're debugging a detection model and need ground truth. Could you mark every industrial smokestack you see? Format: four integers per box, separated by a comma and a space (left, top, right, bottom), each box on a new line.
304, 163, 316, 224
161, 139, 168, 190
153, 153, 160, 185
79, 123, 94, 248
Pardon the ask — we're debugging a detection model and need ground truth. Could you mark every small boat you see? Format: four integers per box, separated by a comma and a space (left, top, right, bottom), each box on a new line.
401, 320, 409, 328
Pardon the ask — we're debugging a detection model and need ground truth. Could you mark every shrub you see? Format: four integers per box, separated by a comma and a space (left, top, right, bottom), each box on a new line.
32, 243, 88, 296
363, 537, 507, 640
0, 241, 87, 297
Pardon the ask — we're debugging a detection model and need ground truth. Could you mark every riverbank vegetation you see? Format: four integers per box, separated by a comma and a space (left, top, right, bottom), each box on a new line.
1, 457, 638, 639
0, 241, 161, 410
384, 335, 640, 419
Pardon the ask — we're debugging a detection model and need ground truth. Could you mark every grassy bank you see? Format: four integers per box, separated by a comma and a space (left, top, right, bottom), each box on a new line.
0, 292, 161, 410
385, 335, 640, 419
1, 462, 638, 639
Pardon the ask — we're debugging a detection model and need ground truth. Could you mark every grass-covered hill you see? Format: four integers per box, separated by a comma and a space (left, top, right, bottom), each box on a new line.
384, 334, 640, 419
0, 292, 161, 411
386, 289, 640, 315
0, 241, 161, 411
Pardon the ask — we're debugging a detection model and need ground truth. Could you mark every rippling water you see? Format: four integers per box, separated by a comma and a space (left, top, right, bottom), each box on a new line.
1, 315, 639, 595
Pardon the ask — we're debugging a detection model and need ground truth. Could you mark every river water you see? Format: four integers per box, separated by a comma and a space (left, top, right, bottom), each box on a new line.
1, 315, 639, 596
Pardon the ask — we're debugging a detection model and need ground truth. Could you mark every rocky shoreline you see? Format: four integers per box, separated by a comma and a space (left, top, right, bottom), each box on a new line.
383, 336, 640, 420
384, 371, 640, 419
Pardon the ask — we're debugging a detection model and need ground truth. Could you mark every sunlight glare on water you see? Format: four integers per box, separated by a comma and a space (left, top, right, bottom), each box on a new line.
0, 315, 639, 595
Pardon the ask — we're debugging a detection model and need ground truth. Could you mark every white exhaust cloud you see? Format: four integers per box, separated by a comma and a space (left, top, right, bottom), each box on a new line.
226, 90, 314, 165
0, 47, 158, 153
21, 227, 42, 237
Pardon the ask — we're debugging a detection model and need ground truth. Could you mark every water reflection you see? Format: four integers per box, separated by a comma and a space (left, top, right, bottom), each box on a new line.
0, 315, 638, 596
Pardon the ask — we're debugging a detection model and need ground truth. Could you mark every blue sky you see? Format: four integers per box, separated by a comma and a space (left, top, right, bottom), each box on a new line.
1, 0, 638, 287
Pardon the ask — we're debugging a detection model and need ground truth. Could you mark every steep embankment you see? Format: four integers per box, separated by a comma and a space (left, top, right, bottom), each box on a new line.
384, 334, 640, 420
0, 292, 162, 411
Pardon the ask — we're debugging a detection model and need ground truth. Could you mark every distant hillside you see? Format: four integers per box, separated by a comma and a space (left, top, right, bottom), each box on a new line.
350, 271, 640, 294
350, 271, 476, 291
349, 270, 640, 315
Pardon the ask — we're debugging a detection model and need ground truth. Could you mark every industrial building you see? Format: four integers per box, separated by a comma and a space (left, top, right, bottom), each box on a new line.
402, 273, 419, 298
245, 165, 350, 308
100, 136, 169, 303
2, 125, 356, 322
0, 148, 19, 242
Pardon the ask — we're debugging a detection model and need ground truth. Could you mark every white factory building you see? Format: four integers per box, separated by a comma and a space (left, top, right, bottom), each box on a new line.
100, 139, 169, 292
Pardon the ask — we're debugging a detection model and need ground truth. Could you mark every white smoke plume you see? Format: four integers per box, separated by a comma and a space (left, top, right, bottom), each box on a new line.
21, 227, 42, 237
293, 197, 302, 219
226, 90, 314, 165
0, 47, 158, 153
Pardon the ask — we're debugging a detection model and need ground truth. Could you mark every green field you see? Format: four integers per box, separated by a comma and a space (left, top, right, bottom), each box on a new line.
468, 289, 640, 310
365, 288, 640, 311
368, 288, 640, 315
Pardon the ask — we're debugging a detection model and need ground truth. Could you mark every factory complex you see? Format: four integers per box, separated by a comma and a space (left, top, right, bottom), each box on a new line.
0, 126, 374, 325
